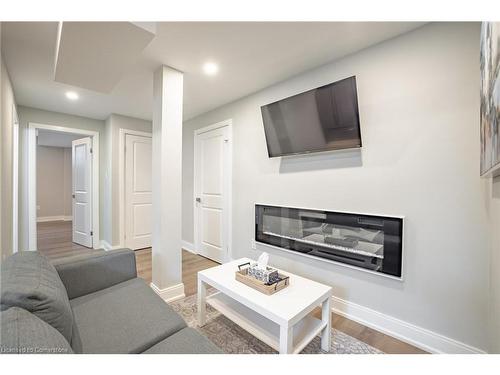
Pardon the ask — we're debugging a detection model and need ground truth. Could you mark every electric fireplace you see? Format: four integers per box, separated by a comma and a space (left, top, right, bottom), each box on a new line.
255, 205, 404, 278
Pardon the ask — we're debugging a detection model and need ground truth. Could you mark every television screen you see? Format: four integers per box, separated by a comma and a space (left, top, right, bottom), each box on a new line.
261, 76, 361, 157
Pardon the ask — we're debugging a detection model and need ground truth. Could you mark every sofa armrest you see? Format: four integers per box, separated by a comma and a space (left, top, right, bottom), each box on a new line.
52, 249, 137, 299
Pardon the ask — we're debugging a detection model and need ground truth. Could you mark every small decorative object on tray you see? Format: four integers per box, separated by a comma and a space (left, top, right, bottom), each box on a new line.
247, 252, 279, 283
247, 263, 280, 284
235, 257, 290, 295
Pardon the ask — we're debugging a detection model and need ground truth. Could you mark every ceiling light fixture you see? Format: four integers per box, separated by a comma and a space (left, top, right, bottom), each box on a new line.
65, 91, 79, 101
203, 62, 219, 76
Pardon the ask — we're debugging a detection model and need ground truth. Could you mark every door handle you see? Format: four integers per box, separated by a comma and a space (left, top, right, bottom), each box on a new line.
72, 194, 75, 199
196, 197, 201, 203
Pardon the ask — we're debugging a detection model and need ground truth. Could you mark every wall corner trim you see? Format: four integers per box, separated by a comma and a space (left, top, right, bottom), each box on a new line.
150, 282, 186, 303
100, 240, 121, 251
331, 295, 487, 354
182, 240, 196, 254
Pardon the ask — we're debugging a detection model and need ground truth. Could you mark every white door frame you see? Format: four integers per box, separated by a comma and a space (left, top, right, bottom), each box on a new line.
193, 119, 233, 262
12, 105, 19, 253
27, 122, 100, 250
118, 128, 152, 248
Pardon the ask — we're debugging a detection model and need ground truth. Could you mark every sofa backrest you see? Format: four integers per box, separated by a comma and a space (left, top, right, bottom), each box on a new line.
0, 251, 74, 344
52, 249, 137, 299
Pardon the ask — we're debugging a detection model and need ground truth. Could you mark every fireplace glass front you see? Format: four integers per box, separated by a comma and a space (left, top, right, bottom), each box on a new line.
255, 205, 403, 278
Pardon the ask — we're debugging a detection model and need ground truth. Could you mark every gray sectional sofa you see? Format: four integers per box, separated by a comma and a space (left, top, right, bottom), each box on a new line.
0, 249, 221, 354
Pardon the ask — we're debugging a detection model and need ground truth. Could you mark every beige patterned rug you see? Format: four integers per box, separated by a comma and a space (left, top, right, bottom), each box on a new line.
169, 293, 382, 354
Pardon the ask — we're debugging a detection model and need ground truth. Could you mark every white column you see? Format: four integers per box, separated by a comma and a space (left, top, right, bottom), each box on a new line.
151, 65, 185, 301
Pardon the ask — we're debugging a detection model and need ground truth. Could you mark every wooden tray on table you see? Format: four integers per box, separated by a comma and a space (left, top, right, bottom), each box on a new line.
235, 262, 290, 295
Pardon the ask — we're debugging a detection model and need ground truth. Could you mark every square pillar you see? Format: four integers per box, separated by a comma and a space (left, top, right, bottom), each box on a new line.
151, 65, 184, 301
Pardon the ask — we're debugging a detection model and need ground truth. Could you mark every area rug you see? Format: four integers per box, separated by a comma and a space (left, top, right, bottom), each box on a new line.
169, 293, 382, 354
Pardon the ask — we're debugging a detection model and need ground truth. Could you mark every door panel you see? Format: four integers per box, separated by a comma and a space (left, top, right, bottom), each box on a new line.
133, 142, 152, 191
133, 204, 152, 236
201, 136, 222, 194
202, 208, 222, 247
72, 137, 93, 248
125, 134, 152, 250
194, 124, 231, 263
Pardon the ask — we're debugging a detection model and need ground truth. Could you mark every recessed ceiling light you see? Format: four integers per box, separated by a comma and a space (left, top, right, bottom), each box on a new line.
203, 62, 219, 76
65, 91, 79, 100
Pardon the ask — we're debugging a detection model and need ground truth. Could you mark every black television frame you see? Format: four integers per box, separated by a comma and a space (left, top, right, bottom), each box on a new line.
260, 76, 362, 158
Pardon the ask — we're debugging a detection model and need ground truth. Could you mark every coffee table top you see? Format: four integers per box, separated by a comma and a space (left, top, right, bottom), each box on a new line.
198, 258, 332, 325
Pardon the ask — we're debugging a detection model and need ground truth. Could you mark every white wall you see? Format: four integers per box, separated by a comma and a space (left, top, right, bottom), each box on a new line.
489, 176, 500, 352
17, 106, 106, 250
183, 23, 491, 352
1, 54, 17, 261
1, 24, 2, 260
1, 23, 3, 260
36, 145, 72, 219
103, 113, 152, 246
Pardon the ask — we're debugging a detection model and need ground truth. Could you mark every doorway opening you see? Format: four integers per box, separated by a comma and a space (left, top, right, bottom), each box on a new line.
27, 123, 100, 254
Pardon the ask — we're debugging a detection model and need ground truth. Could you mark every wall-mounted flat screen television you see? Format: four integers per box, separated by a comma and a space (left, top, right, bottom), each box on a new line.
261, 76, 361, 158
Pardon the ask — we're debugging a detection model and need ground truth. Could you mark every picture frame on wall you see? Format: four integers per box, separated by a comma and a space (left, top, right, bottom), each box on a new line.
480, 22, 500, 177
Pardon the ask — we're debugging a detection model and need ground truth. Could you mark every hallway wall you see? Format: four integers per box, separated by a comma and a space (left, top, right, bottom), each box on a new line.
1, 53, 17, 260
17, 106, 106, 250
36, 145, 72, 219
103, 114, 152, 247
17, 106, 151, 250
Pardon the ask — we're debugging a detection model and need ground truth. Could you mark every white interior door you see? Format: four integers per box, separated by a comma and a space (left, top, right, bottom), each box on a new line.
72, 137, 93, 248
194, 123, 231, 263
125, 134, 152, 250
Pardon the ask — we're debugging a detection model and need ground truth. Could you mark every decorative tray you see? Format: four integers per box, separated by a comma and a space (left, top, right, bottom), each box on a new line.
235, 262, 290, 295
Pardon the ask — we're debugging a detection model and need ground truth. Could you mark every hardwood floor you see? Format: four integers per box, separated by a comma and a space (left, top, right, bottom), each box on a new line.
36, 221, 217, 298
38, 220, 425, 354
315, 309, 426, 354
134, 247, 218, 297
37, 221, 98, 260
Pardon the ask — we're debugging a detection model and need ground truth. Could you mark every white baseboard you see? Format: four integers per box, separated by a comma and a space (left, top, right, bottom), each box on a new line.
150, 282, 185, 303
100, 240, 122, 251
182, 240, 196, 254
37, 215, 72, 223
331, 295, 486, 354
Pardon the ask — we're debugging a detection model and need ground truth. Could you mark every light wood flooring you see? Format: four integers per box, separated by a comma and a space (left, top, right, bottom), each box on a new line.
37, 221, 98, 260
134, 247, 217, 297
37, 220, 426, 354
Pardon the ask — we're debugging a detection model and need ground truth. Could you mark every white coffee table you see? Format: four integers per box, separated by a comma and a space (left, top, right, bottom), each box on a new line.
197, 258, 332, 354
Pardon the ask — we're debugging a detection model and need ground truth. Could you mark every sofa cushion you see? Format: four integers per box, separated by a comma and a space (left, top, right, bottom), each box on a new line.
0, 251, 73, 343
70, 278, 187, 353
143, 327, 222, 354
0, 307, 73, 354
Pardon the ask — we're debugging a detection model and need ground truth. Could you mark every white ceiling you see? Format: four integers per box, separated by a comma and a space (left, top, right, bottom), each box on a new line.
1, 22, 426, 121
54, 22, 155, 93
37, 129, 85, 148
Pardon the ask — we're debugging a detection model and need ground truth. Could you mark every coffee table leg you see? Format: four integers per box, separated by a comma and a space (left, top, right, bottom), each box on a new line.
279, 325, 293, 354
321, 297, 331, 352
197, 278, 207, 326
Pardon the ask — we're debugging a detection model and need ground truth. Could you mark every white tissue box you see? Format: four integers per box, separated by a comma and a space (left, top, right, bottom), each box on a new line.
247, 263, 280, 284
